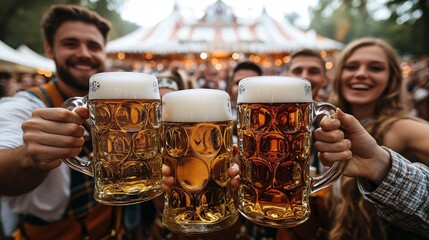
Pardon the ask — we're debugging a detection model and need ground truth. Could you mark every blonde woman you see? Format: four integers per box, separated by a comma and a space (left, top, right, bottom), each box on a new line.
327, 37, 429, 240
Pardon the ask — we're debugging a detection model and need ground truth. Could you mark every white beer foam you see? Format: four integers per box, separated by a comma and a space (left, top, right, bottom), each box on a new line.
162, 89, 232, 122
237, 76, 313, 103
89, 72, 160, 100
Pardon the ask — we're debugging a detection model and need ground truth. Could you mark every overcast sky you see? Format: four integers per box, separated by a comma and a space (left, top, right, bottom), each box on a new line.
120, 0, 319, 28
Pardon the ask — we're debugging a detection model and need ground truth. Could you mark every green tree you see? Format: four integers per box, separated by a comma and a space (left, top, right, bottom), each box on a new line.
385, 0, 429, 55
0, 0, 138, 54
309, 0, 428, 55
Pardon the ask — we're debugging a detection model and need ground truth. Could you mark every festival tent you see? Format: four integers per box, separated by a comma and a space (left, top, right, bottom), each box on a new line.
106, 0, 344, 55
16, 45, 56, 72
0, 41, 55, 72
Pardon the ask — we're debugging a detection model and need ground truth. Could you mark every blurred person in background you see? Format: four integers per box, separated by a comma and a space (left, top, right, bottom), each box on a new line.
0, 72, 19, 239
15, 72, 34, 91
33, 74, 48, 86
283, 48, 330, 101
0, 72, 19, 98
227, 61, 263, 119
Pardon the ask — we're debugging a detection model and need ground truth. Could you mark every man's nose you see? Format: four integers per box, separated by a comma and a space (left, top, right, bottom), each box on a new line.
76, 44, 91, 57
298, 70, 309, 79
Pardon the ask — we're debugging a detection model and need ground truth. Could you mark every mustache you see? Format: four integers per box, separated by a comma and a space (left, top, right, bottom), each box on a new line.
66, 57, 99, 68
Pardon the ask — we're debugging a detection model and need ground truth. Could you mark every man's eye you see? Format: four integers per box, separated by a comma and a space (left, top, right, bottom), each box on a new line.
291, 69, 302, 74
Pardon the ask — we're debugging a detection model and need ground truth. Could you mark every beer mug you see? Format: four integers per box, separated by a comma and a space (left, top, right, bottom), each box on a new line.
161, 89, 239, 234
62, 72, 163, 205
237, 76, 348, 227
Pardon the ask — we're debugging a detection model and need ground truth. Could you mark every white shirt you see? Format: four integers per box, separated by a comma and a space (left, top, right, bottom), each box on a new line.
0, 91, 70, 222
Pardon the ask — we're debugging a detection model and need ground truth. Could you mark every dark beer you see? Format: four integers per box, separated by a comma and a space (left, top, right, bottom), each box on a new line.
237, 76, 342, 227
237, 102, 312, 227
161, 89, 238, 234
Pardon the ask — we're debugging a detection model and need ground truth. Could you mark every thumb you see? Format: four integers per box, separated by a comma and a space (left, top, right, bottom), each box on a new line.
336, 108, 365, 135
74, 107, 90, 120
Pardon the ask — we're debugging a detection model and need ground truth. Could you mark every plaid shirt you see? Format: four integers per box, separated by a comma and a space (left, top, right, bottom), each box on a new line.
358, 147, 429, 236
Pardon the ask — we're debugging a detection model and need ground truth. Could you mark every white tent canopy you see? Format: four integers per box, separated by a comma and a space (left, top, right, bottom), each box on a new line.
0, 41, 55, 72
107, 0, 343, 54
16, 45, 56, 72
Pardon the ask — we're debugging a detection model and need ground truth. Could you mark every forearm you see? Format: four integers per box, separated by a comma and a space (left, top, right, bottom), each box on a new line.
0, 146, 50, 196
362, 146, 391, 186
358, 148, 429, 235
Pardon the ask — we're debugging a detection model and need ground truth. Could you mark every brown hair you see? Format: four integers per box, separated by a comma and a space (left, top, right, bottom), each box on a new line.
328, 37, 408, 142
327, 37, 410, 240
42, 4, 111, 47
288, 48, 326, 73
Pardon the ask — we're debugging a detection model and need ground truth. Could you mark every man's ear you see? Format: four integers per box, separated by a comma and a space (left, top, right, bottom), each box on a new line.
44, 42, 53, 59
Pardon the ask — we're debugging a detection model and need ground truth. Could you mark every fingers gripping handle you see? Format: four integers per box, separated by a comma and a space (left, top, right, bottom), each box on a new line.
311, 102, 349, 193
61, 96, 93, 176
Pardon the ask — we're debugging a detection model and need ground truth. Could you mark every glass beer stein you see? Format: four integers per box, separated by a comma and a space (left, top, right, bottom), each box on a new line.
237, 76, 348, 228
62, 72, 163, 205
161, 89, 239, 234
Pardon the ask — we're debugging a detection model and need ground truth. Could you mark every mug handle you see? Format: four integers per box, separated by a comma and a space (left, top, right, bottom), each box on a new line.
310, 102, 349, 193
61, 96, 94, 177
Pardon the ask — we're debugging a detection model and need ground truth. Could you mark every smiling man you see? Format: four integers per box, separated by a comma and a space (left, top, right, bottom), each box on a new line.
0, 5, 125, 239
286, 48, 330, 101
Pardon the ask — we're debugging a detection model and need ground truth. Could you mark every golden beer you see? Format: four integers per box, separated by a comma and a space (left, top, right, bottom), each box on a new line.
237, 76, 345, 228
161, 89, 238, 234
62, 72, 163, 205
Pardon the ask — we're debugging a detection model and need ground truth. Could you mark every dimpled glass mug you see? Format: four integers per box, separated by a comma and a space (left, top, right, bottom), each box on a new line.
236, 76, 348, 227
161, 89, 239, 234
62, 72, 163, 205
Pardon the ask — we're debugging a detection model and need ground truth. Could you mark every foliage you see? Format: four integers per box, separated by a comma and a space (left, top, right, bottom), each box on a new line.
0, 0, 138, 54
309, 0, 429, 56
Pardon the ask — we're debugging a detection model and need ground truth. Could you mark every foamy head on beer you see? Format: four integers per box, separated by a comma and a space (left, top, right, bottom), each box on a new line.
237, 76, 313, 103
89, 72, 160, 100
162, 89, 232, 122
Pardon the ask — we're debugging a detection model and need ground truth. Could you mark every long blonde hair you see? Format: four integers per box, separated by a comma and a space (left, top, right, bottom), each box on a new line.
328, 37, 405, 240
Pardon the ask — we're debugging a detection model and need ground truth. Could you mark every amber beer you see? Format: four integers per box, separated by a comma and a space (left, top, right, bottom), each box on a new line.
161, 89, 238, 234
237, 76, 346, 228
62, 72, 163, 205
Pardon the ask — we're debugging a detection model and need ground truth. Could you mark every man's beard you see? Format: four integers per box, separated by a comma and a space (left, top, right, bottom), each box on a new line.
55, 60, 103, 92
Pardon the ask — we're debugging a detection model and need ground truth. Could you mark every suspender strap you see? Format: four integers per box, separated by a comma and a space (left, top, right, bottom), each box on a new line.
26, 79, 66, 107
